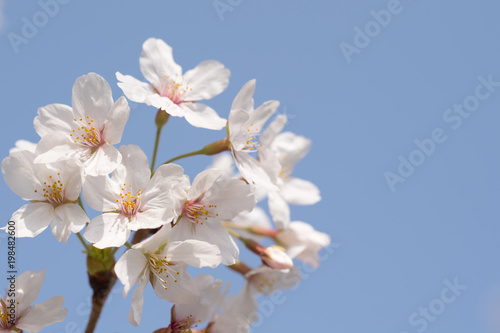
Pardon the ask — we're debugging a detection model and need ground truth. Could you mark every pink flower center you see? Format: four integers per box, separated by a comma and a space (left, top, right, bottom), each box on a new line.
158, 74, 192, 105
148, 254, 182, 291
170, 314, 201, 332
116, 183, 142, 217
70, 116, 104, 148
182, 200, 219, 225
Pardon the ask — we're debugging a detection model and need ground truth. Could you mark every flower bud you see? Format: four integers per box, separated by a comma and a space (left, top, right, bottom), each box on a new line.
261, 245, 294, 270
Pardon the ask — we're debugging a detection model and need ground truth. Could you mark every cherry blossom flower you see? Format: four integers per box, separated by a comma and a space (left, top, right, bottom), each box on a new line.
209, 286, 257, 333
0, 269, 67, 333
167, 274, 225, 332
83, 145, 183, 248
1, 150, 88, 243
115, 225, 221, 326
116, 38, 229, 130
169, 168, 256, 265
275, 221, 331, 267
33, 73, 130, 177
260, 131, 321, 229
227, 79, 286, 191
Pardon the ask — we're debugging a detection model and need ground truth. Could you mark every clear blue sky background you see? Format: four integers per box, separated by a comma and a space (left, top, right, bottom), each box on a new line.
1, 0, 500, 332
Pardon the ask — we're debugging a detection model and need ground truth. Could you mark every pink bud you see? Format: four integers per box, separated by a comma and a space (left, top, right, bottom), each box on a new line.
261, 246, 293, 270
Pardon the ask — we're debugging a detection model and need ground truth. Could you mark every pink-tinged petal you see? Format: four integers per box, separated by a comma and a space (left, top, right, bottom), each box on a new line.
166, 240, 221, 268
9, 139, 37, 154
127, 274, 148, 326
116, 72, 156, 103
115, 249, 148, 297
205, 179, 256, 220
51, 204, 88, 243
140, 38, 182, 88
2, 150, 40, 200
188, 168, 222, 201
112, 145, 150, 189
71, 73, 113, 126
231, 79, 255, 111
181, 102, 227, 130
9, 203, 54, 238
146, 93, 185, 117
103, 96, 130, 145
83, 175, 120, 212
268, 191, 290, 230
182, 60, 230, 101
83, 143, 122, 177
228, 108, 250, 150
231, 150, 278, 192
16, 269, 45, 315
130, 208, 169, 231
16, 296, 67, 333
251, 101, 281, 134
152, 265, 198, 304
281, 177, 321, 205
34, 103, 74, 138
84, 213, 130, 249
34, 134, 76, 164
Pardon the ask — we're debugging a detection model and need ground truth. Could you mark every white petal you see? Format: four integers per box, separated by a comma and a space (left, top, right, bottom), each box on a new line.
9, 204, 53, 238
71, 73, 113, 126
182, 60, 230, 101
232, 150, 278, 191
133, 224, 172, 253
16, 269, 45, 315
152, 265, 198, 304
249, 101, 281, 134
83, 175, 120, 212
34, 103, 73, 138
260, 114, 287, 148
182, 102, 227, 130
188, 168, 222, 201
272, 131, 311, 165
228, 108, 250, 151
115, 249, 148, 297
34, 134, 76, 164
103, 96, 130, 145
281, 177, 321, 205
140, 38, 182, 87
130, 208, 169, 231
116, 72, 155, 103
127, 275, 148, 326
16, 296, 67, 333
9, 139, 37, 154
206, 178, 256, 220
166, 240, 221, 268
268, 191, 290, 230
83, 143, 122, 177
231, 79, 255, 111
112, 145, 151, 189
2, 150, 40, 200
51, 204, 88, 243
84, 213, 130, 248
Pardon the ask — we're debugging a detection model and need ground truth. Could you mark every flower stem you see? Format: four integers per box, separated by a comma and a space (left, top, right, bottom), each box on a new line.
76, 232, 90, 252
163, 148, 205, 165
163, 137, 230, 165
151, 109, 170, 174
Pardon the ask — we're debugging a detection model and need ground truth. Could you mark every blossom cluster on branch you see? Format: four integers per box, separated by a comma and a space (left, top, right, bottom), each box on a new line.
1, 37, 330, 333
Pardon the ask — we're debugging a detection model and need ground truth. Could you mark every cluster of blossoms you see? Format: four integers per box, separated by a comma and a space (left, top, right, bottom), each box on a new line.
2, 38, 330, 332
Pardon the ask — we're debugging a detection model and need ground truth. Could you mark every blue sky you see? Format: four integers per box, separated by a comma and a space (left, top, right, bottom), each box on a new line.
1, 0, 500, 332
